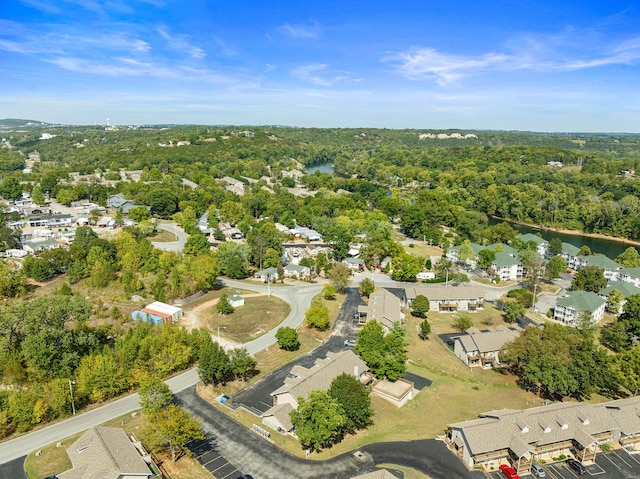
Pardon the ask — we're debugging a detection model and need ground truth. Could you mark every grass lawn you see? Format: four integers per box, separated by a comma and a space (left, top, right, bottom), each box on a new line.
403, 242, 443, 259
24, 431, 81, 479
196, 294, 291, 343
148, 229, 178, 242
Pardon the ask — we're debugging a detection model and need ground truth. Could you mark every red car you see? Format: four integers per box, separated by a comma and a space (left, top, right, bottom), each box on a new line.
500, 464, 521, 479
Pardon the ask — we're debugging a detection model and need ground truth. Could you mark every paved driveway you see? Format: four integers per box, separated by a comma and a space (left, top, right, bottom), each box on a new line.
0, 457, 27, 479
230, 287, 365, 415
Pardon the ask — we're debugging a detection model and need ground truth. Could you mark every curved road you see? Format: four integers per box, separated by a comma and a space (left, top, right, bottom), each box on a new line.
0, 279, 322, 464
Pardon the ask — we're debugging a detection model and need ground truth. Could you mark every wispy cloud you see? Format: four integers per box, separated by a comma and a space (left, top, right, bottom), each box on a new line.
277, 22, 320, 40
292, 63, 350, 87
157, 26, 206, 59
386, 32, 640, 84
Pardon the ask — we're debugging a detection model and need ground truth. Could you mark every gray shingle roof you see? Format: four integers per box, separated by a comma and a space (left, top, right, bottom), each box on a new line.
454, 326, 522, 354
271, 350, 368, 403
450, 397, 640, 458
57, 426, 151, 479
366, 288, 403, 330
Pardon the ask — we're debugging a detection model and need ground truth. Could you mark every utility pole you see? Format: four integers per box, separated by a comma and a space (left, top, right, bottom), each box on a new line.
68, 379, 76, 415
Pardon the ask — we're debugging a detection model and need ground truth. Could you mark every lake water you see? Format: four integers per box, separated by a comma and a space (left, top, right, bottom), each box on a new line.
307, 162, 334, 175
489, 218, 639, 259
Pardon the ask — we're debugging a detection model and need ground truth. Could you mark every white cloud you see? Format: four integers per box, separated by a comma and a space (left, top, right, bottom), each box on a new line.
277, 22, 320, 40
386, 32, 640, 84
292, 63, 348, 87
157, 26, 206, 59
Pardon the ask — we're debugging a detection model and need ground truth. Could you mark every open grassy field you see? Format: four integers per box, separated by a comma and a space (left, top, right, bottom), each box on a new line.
186, 290, 291, 343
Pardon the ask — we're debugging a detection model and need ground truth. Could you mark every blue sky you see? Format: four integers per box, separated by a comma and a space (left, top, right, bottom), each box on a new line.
1, 0, 639, 131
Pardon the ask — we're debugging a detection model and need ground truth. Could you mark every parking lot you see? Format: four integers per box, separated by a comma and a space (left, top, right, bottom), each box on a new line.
188, 435, 242, 479
488, 449, 640, 479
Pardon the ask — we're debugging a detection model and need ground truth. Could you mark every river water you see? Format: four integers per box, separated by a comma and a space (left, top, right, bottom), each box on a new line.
307, 163, 335, 175
489, 218, 639, 260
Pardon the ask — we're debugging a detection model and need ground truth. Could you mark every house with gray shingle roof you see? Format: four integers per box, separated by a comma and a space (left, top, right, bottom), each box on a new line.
270, 350, 369, 410
57, 426, 156, 479
554, 290, 606, 326
446, 396, 640, 475
404, 285, 485, 313
452, 325, 522, 368
284, 263, 311, 279
358, 288, 404, 332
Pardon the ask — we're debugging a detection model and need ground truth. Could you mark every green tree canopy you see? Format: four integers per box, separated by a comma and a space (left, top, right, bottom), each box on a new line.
570, 265, 607, 293
328, 373, 373, 432
143, 404, 205, 462
139, 377, 173, 414
411, 295, 430, 318
276, 326, 300, 351
198, 337, 230, 386
289, 390, 346, 452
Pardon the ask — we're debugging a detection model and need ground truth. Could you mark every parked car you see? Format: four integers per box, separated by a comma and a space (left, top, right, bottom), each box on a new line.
566, 458, 586, 475
344, 339, 356, 347
499, 464, 520, 479
531, 462, 546, 477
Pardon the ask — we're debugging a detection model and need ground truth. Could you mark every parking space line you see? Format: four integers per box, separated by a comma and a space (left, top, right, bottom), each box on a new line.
586, 463, 606, 475
601, 453, 623, 471
611, 449, 634, 468
619, 448, 640, 466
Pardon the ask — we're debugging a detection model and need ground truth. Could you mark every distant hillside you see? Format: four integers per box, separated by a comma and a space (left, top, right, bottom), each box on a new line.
0, 118, 52, 129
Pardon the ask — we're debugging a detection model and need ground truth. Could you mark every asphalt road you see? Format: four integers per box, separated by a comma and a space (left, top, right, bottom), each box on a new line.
151, 221, 188, 252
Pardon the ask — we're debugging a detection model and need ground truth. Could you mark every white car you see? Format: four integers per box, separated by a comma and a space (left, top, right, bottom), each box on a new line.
344, 339, 356, 347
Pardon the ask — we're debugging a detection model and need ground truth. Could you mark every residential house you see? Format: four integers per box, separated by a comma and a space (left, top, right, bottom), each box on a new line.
446, 242, 484, 266
296, 226, 322, 241
452, 325, 522, 368
96, 216, 115, 228
220, 177, 245, 196
22, 239, 60, 254
255, 267, 279, 282
554, 291, 606, 326
617, 267, 640, 288
270, 350, 369, 409
599, 281, 640, 314
578, 255, 621, 280
516, 233, 549, 258
56, 426, 158, 479
446, 396, 640, 475
357, 288, 404, 332
343, 257, 365, 272
106, 193, 134, 212
28, 214, 75, 228
561, 242, 582, 270
284, 263, 311, 279
403, 285, 485, 313
491, 251, 525, 281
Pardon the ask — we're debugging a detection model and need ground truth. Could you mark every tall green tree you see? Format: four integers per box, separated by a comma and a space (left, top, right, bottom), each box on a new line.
143, 404, 205, 462
359, 278, 375, 298
229, 348, 258, 381
289, 390, 347, 452
327, 263, 350, 293
411, 295, 430, 318
198, 337, 230, 386
276, 327, 300, 351
570, 265, 607, 293
328, 373, 373, 432
616, 247, 640, 268
139, 377, 173, 414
